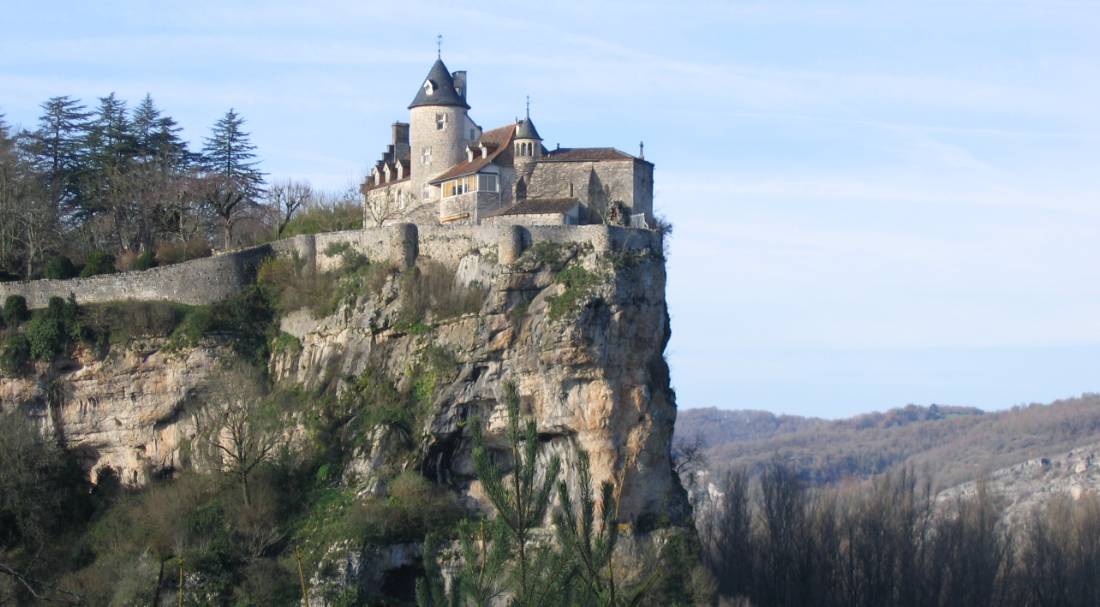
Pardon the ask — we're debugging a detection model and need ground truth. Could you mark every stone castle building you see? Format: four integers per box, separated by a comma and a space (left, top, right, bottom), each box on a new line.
360, 56, 654, 228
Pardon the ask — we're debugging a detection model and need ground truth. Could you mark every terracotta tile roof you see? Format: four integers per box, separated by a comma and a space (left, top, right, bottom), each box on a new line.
429, 124, 517, 184
542, 147, 639, 162
485, 197, 581, 217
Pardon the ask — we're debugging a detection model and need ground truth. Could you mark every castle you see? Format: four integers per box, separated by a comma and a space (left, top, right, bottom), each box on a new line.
360, 56, 655, 228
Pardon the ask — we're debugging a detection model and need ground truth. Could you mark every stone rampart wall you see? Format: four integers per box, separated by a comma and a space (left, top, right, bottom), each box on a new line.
0, 224, 660, 309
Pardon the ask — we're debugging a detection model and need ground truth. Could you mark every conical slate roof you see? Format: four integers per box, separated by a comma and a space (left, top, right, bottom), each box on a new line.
408, 59, 470, 109
515, 117, 542, 140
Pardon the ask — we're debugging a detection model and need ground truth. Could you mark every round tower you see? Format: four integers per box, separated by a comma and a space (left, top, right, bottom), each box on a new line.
409, 58, 471, 204
512, 107, 543, 177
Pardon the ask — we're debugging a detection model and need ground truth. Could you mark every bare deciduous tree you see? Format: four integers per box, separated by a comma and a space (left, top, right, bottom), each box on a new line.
191, 363, 281, 507
267, 179, 312, 236
364, 185, 408, 227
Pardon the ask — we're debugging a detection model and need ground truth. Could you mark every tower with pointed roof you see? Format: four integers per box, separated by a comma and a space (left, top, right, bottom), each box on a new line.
513, 99, 543, 179
408, 57, 481, 206
361, 52, 654, 228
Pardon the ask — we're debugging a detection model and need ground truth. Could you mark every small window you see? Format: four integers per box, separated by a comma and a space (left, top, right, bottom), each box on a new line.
469, 128, 475, 141
436, 113, 447, 130
421, 146, 432, 166
422, 184, 431, 200
478, 173, 498, 193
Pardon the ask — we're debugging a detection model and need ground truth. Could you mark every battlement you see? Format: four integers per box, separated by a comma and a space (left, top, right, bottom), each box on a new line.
0, 224, 661, 309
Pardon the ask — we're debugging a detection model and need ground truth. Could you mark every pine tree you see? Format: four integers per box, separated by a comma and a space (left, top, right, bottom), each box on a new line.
200, 109, 265, 247
0, 114, 17, 273
131, 94, 189, 167
471, 382, 571, 607
80, 93, 135, 221
27, 96, 90, 219
553, 450, 653, 607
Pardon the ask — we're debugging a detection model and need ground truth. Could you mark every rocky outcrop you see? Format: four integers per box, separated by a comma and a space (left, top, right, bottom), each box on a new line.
0, 340, 228, 485
939, 443, 1100, 524
0, 234, 687, 527
273, 241, 688, 526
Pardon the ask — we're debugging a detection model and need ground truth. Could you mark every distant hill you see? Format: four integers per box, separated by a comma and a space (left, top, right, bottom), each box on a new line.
676, 394, 1100, 490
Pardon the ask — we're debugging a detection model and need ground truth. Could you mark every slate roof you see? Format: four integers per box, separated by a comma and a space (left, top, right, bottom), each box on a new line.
542, 147, 641, 162
409, 59, 470, 109
429, 124, 516, 184
361, 159, 412, 192
485, 197, 581, 217
515, 117, 542, 140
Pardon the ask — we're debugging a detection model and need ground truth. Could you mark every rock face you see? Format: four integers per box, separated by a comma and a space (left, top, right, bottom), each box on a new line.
274, 241, 689, 526
0, 236, 688, 529
939, 444, 1100, 524
0, 341, 227, 485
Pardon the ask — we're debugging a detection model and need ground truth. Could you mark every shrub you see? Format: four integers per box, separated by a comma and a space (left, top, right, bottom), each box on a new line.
24, 296, 85, 361
44, 255, 78, 279
83, 302, 187, 345
3, 295, 29, 326
344, 472, 463, 546
257, 256, 334, 316
281, 202, 363, 237
154, 238, 211, 266
26, 313, 66, 360
395, 261, 485, 330
117, 250, 158, 272
79, 251, 116, 277
168, 306, 213, 348
547, 265, 600, 320
1, 333, 30, 375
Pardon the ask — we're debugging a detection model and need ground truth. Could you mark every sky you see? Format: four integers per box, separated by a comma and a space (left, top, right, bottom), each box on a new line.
2, 1, 1099, 418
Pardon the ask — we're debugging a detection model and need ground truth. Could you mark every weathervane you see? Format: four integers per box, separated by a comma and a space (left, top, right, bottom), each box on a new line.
525, 95, 531, 119
437, 34, 442, 58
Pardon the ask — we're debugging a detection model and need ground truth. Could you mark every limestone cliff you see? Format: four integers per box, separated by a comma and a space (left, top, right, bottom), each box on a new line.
0, 231, 688, 529
273, 239, 687, 525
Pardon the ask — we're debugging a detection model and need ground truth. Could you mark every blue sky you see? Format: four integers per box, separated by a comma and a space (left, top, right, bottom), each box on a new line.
3, 1, 1099, 418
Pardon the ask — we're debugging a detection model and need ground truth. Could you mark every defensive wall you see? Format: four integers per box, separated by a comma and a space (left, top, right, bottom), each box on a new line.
0, 224, 661, 309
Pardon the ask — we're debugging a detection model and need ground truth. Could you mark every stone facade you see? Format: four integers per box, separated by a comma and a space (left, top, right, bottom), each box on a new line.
361, 57, 654, 227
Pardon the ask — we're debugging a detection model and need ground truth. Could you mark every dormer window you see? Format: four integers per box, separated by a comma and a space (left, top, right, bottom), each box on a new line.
423, 80, 435, 96
436, 113, 447, 130
467, 147, 475, 162
480, 144, 488, 159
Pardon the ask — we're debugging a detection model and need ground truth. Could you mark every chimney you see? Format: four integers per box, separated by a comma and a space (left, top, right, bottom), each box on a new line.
392, 122, 409, 145
452, 71, 467, 100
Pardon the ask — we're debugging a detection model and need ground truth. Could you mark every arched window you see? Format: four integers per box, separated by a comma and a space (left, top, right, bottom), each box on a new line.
515, 177, 527, 201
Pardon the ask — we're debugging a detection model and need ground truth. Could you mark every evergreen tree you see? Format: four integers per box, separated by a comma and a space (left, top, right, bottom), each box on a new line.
200, 109, 265, 247
80, 93, 135, 222
471, 382, 566, 607
0, 115, 17, 273
27, 96, 90, 219
554, 450, 654, 607
131, 94, 189, 167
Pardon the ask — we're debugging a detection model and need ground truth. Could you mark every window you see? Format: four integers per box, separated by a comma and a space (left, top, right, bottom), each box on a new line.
421, 146, 432, 166
469, 128, 475, 141
423, 80, 434, 96
436, 113, 447, 130
478, 173, 499, 193
422, 184, 431, 200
